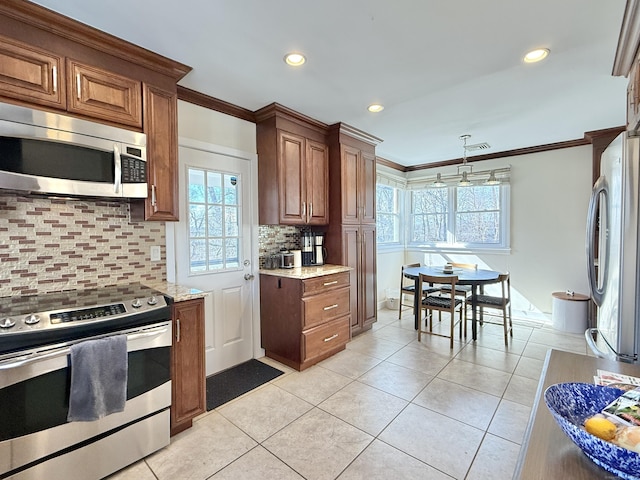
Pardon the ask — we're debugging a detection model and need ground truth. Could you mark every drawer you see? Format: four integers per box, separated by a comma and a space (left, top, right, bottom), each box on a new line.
303, 316, 350, 362
302, 272, 350, 296
302, 286, 350, 329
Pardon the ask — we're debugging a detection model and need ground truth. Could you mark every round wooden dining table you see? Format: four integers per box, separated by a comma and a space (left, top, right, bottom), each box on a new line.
402, 266, 501, 341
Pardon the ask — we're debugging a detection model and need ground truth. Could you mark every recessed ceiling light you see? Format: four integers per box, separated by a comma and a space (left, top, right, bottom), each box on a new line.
368, 104, 384, 113
284, 52, 306, 66
523, 48, 550, 63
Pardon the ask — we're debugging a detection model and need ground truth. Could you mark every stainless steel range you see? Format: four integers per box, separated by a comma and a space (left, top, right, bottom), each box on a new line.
0, 283, 172, 480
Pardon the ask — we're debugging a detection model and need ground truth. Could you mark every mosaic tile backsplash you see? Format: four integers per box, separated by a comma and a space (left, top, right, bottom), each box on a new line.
258, 225, 300, 267
0, 195, 166, 297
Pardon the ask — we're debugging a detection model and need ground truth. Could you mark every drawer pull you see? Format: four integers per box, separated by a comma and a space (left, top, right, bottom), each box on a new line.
323, 333, 339, 342
323, 280, 338, 286
323, 304, 338, 311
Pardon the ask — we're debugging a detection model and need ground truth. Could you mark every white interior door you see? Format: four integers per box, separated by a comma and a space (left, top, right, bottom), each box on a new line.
167, 139, 260, 376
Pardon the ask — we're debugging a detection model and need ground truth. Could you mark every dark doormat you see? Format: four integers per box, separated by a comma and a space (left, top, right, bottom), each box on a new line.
206, 359, 285, 410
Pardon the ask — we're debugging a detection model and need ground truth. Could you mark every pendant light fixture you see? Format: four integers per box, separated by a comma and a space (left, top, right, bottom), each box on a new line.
485, 170, 500, 185
457, 134, 473, 187
433, 173, 446, 187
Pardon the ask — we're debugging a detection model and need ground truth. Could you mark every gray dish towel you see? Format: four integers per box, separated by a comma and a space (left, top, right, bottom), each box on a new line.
67, 335, 128, 422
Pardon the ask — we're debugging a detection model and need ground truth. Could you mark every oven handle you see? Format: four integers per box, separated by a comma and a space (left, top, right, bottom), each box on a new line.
0, 325, 169, 370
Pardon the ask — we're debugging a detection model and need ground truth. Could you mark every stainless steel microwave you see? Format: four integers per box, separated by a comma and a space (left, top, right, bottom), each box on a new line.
0, 103, 147, 199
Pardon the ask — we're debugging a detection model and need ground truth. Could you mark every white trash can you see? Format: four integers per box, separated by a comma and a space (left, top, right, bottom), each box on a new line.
551, 291, 589, 333
386, 289, 399, 310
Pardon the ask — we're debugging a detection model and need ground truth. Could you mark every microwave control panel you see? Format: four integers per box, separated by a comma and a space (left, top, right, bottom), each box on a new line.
121, 156, 147, 183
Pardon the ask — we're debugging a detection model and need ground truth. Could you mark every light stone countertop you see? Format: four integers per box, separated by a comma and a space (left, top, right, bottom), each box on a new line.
143, 281, 209, 303
258, 264, 352, 279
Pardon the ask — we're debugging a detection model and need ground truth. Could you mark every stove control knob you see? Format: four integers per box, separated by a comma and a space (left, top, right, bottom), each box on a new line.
0, 317, 16, 329
132, 299, 142, 309
24, 314, 40, 325
147, 296, 158, 306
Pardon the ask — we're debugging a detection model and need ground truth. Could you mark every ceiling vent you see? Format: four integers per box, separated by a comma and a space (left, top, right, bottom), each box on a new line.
465, 142, 491, 152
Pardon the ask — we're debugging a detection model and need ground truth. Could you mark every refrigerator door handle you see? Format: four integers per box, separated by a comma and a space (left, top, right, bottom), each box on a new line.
584, 328, 611, 359
586, 176, 608, 306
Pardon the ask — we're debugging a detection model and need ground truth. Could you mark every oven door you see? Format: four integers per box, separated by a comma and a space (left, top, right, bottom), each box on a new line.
0, 321, 171, 478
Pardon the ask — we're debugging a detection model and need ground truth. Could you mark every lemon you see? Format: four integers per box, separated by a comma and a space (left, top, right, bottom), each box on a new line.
584, 416, 617, 441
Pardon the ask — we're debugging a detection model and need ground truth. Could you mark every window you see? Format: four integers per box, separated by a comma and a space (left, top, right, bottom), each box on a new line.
376, 184, 401, 244
188, 168, 241, 273
410, 184, 509, 249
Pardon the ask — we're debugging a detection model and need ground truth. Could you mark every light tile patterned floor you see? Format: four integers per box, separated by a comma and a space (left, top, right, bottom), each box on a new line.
107, 307, 589, 480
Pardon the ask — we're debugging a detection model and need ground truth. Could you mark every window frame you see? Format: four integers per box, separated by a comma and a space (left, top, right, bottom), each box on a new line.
375, 183, 403, 250
408, 183, 511, 252
186, 167, 243, 275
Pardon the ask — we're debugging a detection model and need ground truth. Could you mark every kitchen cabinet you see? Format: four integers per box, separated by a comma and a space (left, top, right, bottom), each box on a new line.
259, 269, 351, 370
0, 34, 65, 109
66, 59, 142, 128
340, 145, 376, 225
326, 123, 381, 336
170, 297, 205, 436
138, 84, 179, 221
256, 103, 329, 226
0, 36, 142, 128
0, 1, 191, 222
340, 225, 377, 335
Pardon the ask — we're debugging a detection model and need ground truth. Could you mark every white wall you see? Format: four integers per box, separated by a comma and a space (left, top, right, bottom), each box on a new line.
178, 101, 256, 153
378, 145, 593, 317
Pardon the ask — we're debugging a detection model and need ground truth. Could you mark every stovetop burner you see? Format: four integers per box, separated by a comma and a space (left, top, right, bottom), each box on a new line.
0, 283, 171, 356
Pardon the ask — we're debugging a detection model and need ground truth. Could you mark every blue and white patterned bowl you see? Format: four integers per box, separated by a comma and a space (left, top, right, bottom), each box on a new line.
544, 382, 640, 480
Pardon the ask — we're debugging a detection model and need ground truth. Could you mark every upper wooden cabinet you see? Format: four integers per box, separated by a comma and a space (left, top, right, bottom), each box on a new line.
0, 1, 191, 222
256, 103, 329, 226
67, 59, 142, 128
339, 145, 376, 225
141, 84, 179, 221
0, 35, 65, 109
0, 37, 142, 129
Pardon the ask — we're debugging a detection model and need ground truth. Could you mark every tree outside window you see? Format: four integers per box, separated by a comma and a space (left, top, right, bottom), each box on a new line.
376, 184, 400, 244
410, 184, 506, 248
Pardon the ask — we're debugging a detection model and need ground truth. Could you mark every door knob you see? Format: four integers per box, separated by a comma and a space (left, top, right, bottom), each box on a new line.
244, 273, 255, 280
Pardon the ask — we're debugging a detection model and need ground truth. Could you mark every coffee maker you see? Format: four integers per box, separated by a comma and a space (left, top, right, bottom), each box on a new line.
313, 233, 327, 265
301, 232, 314, 266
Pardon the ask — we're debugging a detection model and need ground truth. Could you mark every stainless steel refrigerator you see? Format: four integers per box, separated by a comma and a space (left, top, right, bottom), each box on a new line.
585, 131, 640, 363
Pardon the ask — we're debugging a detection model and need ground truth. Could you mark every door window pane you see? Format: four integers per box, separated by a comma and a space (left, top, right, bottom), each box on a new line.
188, 167, 242, 274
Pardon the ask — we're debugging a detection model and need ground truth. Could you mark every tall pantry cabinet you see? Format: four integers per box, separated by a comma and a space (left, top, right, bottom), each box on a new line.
326, 123, 382, 336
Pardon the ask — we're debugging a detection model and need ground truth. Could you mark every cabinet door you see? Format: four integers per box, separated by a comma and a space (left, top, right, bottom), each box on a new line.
67, 59, 142, 128
171, 298, 205, 435
143, 84, 179, 221
360, 225, 377, 328
278, 131, 306, 224
360, 151, 377, 224
341, 145, 360, 224
341, 226, 359, 331
0, 35, 64, 109
306, 139, 329, 225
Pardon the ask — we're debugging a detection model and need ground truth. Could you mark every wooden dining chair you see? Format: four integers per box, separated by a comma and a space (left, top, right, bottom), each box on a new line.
417, 273, 465, 348
438, 262, 477, 321
398, 263, 440, 319
474, 273, 513, 344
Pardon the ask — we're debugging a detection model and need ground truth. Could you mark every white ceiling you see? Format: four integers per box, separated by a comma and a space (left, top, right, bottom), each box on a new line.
33, 0, 629, 167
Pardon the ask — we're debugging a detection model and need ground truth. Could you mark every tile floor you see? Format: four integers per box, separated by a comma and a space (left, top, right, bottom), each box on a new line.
108, 307, 590, 480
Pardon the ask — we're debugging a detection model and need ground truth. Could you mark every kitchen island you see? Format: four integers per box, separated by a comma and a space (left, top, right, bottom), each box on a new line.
514, 349, 640, 479
259, 264, 352, 371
